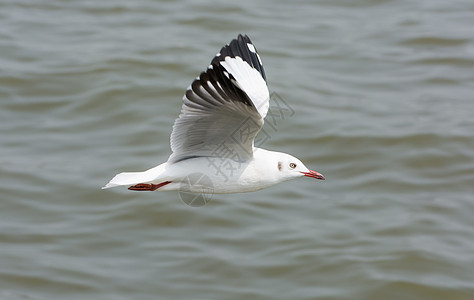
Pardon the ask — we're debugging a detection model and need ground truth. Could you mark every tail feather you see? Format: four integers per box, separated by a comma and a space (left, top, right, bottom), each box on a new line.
102, 163, 168, 189
102, 172, 146, 189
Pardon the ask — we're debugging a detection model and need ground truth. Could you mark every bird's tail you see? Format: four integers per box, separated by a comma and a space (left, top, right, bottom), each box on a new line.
102, 163, 167, 189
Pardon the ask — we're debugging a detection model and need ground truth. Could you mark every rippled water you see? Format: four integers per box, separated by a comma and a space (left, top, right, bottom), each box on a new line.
1, 0, 474, 299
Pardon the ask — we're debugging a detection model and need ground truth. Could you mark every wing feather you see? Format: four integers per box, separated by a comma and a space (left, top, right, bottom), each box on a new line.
168, 34, 270, 163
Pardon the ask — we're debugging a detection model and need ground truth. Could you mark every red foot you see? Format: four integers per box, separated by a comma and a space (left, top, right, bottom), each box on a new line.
128, 181, 172, 191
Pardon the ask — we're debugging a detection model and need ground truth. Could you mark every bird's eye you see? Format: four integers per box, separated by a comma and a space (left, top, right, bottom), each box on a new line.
289, 163, 296, 169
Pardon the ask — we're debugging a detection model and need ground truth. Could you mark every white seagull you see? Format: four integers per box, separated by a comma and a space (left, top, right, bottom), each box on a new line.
103, 34, 324, 194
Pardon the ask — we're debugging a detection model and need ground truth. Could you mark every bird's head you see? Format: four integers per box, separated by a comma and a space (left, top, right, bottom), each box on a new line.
276, 153, 325, 181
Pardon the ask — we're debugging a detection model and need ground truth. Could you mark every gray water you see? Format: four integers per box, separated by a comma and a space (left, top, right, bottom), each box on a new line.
1, 0, 474, 299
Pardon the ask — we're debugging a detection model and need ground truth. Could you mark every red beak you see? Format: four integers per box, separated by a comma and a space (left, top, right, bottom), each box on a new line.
301, 169, 325, 180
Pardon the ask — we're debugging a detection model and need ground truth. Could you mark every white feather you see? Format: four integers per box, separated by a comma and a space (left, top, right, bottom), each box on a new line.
220, 56, 269, 118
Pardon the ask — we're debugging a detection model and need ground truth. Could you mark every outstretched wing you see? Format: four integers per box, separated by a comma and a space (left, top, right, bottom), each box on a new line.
168, 34, 270, 163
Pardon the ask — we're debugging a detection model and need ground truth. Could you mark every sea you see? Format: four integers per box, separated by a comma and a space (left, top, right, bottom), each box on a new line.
1, 0, 474, 299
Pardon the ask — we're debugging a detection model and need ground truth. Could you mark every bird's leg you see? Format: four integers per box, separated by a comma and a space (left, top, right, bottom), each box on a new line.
128, 181, 172, 191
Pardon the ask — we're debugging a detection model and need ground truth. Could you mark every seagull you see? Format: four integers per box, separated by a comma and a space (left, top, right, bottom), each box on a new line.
103, 34, 324, 194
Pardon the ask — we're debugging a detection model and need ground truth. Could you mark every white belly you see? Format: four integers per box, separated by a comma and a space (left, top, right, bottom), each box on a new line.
157, 155, 278, 194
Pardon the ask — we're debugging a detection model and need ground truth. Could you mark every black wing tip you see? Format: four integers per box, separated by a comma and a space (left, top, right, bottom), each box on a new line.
223, 34, 250, 46
210, 34, 266, 82
223, 33, 253, 55
214, 33, 255, 58
237, 33, 250, 42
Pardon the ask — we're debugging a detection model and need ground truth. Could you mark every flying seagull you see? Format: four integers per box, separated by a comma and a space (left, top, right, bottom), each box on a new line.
103, 34, 324, 194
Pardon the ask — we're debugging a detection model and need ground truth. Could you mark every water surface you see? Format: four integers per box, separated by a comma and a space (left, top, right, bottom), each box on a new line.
1, 0, 474, 299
